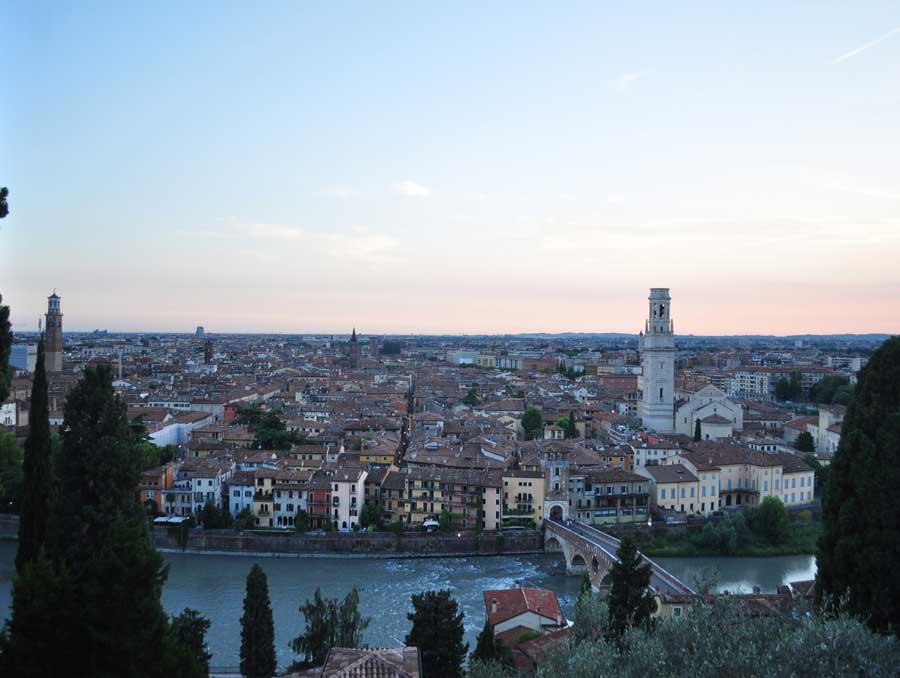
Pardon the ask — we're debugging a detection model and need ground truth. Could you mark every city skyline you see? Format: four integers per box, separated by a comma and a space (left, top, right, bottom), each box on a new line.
3, 3, 900, 334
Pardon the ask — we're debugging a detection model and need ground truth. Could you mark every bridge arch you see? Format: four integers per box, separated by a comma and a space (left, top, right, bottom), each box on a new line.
548, 503, 566, 521
570, 553, 588, 574
545, 536, 563, 553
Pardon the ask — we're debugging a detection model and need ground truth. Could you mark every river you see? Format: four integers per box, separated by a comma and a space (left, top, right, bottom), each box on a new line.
0, 541, 815, 670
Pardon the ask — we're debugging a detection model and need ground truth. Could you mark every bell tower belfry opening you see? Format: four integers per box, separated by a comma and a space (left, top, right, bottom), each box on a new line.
638, 288, 675, 433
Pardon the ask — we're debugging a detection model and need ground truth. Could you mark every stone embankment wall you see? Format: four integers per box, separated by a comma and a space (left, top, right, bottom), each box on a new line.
153, 526, 543, 558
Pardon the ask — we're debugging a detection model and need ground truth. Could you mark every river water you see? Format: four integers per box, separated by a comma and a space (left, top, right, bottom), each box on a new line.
0, 541, 815, 670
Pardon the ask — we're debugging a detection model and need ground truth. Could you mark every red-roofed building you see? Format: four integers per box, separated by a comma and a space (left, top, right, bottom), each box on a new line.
483, 588, 567, 635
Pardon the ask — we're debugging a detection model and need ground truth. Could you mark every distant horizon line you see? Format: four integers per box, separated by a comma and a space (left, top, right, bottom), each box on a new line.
9, 328, 894, 340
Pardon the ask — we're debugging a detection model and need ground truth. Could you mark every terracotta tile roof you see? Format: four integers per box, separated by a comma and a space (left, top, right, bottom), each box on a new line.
483, 588, 566, 627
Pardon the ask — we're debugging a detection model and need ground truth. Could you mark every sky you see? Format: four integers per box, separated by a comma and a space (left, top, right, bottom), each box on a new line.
2, 2, 899, 335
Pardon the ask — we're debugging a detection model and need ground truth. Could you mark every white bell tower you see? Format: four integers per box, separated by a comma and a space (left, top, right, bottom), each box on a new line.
638, 288, 675, 433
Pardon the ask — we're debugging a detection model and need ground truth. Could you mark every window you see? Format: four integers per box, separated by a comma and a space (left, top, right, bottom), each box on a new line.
680, 488, 685, 499
673, 607, 683, 618
660, 488, 666, 499
763, 481, 769, 491
690, 487, 695, 498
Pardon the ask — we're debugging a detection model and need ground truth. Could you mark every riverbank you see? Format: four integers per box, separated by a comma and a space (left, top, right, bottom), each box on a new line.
152, 525, 544, 558
633, 514, 822, 558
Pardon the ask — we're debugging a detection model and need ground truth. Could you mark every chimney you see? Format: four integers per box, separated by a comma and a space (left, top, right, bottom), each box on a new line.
491, 599, 498, 614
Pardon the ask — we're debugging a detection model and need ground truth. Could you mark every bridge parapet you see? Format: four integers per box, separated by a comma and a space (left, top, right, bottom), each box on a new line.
544, 520, 694, 595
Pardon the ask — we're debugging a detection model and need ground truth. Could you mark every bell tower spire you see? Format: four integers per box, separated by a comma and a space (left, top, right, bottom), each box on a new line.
638, 288, 675, 432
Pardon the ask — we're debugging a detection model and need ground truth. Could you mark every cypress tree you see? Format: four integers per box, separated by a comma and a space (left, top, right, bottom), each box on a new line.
0, 293, 11, 403
16, 340, 53, 571
240, 564, 277, 678
405, 589, 468, 678
817, 336, 900, 635
471, 619, 512, 666
1, 554, 79, 678
693, 418, 702, 442
50, 365, 170, 677
607, 536, 657, 638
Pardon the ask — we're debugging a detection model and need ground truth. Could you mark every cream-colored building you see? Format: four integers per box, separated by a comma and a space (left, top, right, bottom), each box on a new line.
674, 384, 743, 439
502, 470, 545, 527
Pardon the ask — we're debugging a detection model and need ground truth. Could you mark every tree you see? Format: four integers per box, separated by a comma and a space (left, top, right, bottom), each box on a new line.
1, 553, 79, 677
291, 587, 369, 668
606, 536, 657, 638
166, 608, 212, 678
0, 430, 23, 513
294, 508, 310, 532
818, 336, 900, 635
335, 586, 370, 648
579, 572, 592, 601
0, 293, 11, 404
0, 186, 8, 219
199, 499, 231, 529
693, 418, 702, 442
291, 588, 333, 667
405, 590, 468, 678
235, 507, 256, 531
471, 619, 513, 667
522, 407, 543, 441
795, 431, 815, 453
565, 411, 579, 439
462, 388, 480, 406
360, 503, 380, 530
42, 365, 171, 678
240, 564, 276, 678
775, 372, 803, 401
810, 375, 851, 405
16, 341, 53, 571
753, 496, 789, 546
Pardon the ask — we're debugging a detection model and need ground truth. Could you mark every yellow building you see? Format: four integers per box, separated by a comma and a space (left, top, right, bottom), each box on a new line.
502, 470, 546, 528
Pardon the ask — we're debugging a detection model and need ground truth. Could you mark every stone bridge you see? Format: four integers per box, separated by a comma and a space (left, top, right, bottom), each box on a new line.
544, 520, 694, 594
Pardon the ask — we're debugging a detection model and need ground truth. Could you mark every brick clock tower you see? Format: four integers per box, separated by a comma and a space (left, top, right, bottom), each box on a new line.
638, 288, 675, 433
45, 292, 63, 372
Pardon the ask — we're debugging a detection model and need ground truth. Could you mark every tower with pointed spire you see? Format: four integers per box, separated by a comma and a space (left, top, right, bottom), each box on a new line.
348, 328, 360, 368
45, 291, 63, 372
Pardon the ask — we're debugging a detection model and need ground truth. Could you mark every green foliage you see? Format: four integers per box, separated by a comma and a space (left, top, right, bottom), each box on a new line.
579, 572, 592, 601
294, 508, 310, 532
522, 407, 543, 441
607, 536, 657, 638
199, 499, 232, 529
796, 430, 815, 453
360, 503, 380, 529
693, 418, 702, 442
467, 660, 514, 678
165, 608, 212, 678
638, 508, 821, 558
775, 371, 803, 401
0, 293, 11, 403
1, 552, 79, 677
234, 507, 256, 531
753, 496, 790, 546
462, 387, 480, 406
405, 589, 468, 678
471, 619, 513, 667
810, 375, 852, 405
0, 430, 23, 513
240, 564, 276, 678
0, 186, 8, 219
573, 588, 609, 642
536, 597, 900, 678
818, 336, 900, 635
291, 587, 370, 667
438, 509, 453, 531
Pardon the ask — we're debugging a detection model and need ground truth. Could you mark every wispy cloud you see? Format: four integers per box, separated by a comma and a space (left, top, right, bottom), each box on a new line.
392, 180, 431, 197
613, 71, 647, 91
832, 25, 900, 64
